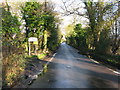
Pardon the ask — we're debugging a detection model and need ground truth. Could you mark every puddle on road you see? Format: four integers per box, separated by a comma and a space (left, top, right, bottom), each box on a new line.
66, 66, 71, 68
88, 76, 118, 88
48, 79, 57, 83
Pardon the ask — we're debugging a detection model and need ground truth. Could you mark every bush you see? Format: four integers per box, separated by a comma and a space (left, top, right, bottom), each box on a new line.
3, 53, 27, 87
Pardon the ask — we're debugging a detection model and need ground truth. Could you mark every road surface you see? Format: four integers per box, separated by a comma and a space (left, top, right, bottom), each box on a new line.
29, 43, 119, 88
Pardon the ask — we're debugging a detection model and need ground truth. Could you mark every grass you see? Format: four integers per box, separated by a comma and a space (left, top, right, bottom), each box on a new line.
26, 53, 47, 60
107, 59, 117, 63
77, 47, 120, 69
37, 53, 47, 59
89, 53, 120, 69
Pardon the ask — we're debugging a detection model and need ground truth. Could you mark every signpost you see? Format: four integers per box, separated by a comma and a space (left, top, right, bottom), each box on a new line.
28, 37, 38, 55
28, 37, 38, 42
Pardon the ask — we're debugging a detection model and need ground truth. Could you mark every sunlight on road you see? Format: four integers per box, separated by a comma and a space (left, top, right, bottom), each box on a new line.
29, 44, 119, 88
61, 42, 66, 45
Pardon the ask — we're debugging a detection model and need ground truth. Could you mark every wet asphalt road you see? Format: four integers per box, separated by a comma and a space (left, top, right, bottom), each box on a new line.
29, 43, 119, 88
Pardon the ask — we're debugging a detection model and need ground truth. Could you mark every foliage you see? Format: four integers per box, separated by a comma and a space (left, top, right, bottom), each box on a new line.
2, 1, 61, 87
66, 23, 87, 49
37, 53, 47, 59
66, 1, 120, 68
83, 1, 119, 54
2, 4, 22, 46
3, 54, 27, 87
65, 24, 74, 37
67, 1, 120, 55
21, 2, 43, 38
90, 54, 120, 69
21, 2, 60, 52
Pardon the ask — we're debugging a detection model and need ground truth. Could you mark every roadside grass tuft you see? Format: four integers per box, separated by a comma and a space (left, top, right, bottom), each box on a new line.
89, 53, 120, 69
37, 53, 47, 59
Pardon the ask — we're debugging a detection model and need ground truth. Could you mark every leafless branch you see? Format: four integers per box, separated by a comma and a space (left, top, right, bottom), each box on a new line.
67, 0, 76, 8
60, 0, 86, 17
61, 0, 68, 12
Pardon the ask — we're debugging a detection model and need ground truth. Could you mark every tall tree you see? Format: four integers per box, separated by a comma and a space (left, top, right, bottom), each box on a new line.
21, 1, 60, 52
2, 2, 21, 45
84, 1, 119, 54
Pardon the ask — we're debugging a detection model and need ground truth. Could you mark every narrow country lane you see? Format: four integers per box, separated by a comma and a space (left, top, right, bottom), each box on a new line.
28, 43, 119, 88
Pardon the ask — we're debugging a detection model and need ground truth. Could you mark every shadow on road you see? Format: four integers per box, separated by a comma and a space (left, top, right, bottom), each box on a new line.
48, 59, 119, 88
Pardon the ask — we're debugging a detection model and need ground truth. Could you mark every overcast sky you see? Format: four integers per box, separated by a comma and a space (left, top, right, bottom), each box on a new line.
50, 0, 89, 34
1, 0, 119, 34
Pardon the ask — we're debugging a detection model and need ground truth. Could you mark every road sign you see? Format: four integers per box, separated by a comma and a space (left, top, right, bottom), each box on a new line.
28, 37, 38, 55
28, 37, 38, 42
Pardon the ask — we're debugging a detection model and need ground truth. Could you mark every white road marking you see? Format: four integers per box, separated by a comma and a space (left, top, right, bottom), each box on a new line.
46, 53, 57, 65
53, 53, 57, 57
108, 69, 120, 75
90, 58, 120, 75
113, 71, 120, 74
49, 53, 57, 62
90, 59, 100, 64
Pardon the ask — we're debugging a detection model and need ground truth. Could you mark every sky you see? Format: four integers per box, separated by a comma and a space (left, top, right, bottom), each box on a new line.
50, 0, 89, 34
50, 0, 119, 34
0, 0, 86, 28
1, 0, 119, 34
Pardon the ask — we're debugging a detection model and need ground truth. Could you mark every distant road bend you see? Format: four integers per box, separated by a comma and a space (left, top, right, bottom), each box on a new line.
29, 43, 119, 88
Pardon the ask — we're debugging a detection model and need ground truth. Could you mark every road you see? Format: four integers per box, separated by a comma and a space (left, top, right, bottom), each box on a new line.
29, 43, 119, 88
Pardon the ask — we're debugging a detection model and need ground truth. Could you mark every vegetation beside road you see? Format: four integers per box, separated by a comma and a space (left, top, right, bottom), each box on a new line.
2, 1, 61, 87
66, 1, 120, 69
78, 48, 120, 69
1, 0, 120, 88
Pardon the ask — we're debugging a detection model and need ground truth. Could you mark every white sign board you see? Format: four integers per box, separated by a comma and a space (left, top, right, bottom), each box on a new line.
28, 37, 38, 42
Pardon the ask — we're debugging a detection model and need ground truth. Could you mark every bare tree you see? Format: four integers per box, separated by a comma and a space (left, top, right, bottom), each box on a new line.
111, 1, 120, 54
60, 0, 86, 16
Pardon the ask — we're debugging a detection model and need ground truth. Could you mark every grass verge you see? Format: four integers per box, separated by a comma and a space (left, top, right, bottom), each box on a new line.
79, 48, 120, 70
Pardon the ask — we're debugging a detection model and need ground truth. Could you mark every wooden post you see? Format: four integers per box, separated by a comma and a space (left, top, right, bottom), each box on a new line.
35, 44, 36, 54
29, 42, 30, 55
